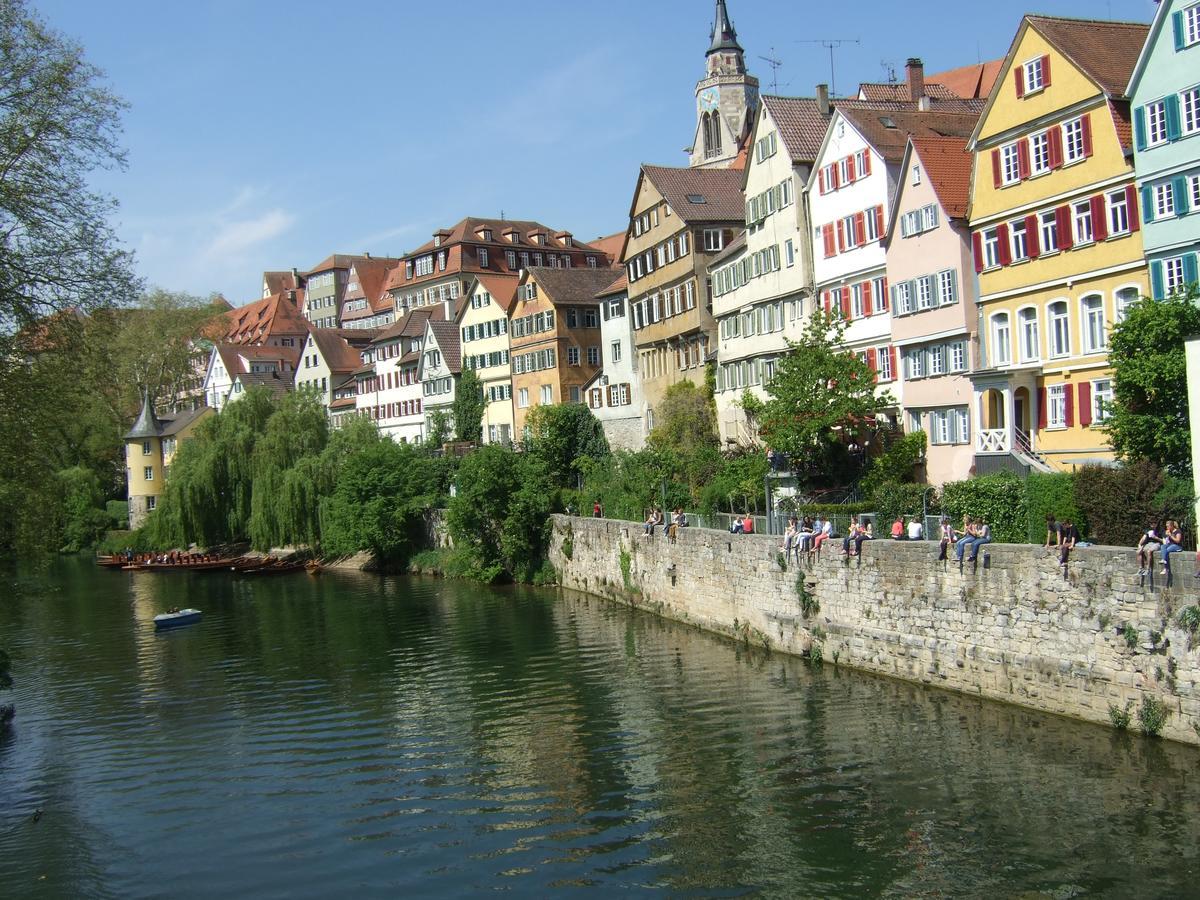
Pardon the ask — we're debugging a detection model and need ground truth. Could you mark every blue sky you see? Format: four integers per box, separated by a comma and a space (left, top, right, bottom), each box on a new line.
34, 0, 1157, 304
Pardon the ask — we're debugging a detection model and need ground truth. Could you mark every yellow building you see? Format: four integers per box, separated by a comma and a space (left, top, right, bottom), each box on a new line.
457, 274, 518, 444
967, 15, 1150, 473
124, 394, 213, 528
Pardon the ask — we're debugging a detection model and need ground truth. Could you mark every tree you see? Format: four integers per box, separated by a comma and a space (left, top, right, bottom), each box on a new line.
424, 409, 451, 450
1106, 287, 1200, 476
525, 403, 610, 487
0, 0, 137, 332
648, 380, 718, 454
758, 311, 893, 482
452, 369, 485, 444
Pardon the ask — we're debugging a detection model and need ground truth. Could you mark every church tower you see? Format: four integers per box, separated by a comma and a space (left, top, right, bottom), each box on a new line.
689, 0, 759, 169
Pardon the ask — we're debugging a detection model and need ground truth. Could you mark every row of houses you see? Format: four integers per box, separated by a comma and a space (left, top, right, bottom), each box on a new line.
130, 0, 1200, 526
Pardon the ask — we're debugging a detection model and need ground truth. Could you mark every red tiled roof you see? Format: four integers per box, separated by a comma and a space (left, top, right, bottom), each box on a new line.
928, 60, 1004, 100
858, 82, 962, 102
374, 306, 435, 344
306, 253, 358, 275
1109, 99, 1133, 152
1025, 16, 1148, 98
471, 273, 520, 313
837, 108, 981, 163
310, 329, 367, 375
910, 136, 973, 220
221, 291, 310, 344
596, 272, 627, 298
588, 230, 627, 265
262, 271, 302, 294
404, 217, 606, 260
640, 165, 745, 223
426, 320, 461, 374
341, 256, 403, 318
762, 96, 835, 163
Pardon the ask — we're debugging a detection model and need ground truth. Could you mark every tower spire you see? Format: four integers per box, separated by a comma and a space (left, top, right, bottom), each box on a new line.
708, 0, 743, 55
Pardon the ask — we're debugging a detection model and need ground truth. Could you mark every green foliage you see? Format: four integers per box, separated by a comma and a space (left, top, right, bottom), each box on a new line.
55, 465, 112, 552
1072, 461, 1191, 547
561, 522, 574, 561
578, 450, 675, 524
424, 409, 451, 450
1108, 700, 1133, 730
1023, 472, 1084, 543
1123, 624, 1139, 650
758, 311, 894, 485
1178, 606, 1200, 650
248, 392, 330, 550
452, 368, 485, 444
860, 431, 926, 499
940, 472, 1027, 543
447, 445, 553, 583
699, 450, 769, 514
105, 500, 128, 530
526, 403, 609, 487
1106, 287, 1200, 475
619, 548, 633, 591
1138, 696, 1170, 737
796, 575, 819, 618
649, 379, 718, 454
776, 500, 874, 517
871, 482, 935, 524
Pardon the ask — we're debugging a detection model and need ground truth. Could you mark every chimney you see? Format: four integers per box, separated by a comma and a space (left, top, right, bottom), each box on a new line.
906, 58, 925, 103
816, 83, 830, 116
364, 251, 371, 259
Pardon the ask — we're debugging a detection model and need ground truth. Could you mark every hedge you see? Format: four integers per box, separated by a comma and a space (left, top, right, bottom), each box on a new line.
939, 472, 1028, 543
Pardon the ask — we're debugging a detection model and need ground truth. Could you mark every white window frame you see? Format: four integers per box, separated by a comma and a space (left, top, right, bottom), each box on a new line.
1022, 57, 1046, 94
1092, 378, 1114, 424
1146, 100, 1169, 147
1107, 189, 1129, 236
1187, 4, 1200, 47
1047, 384, 1067, 429
1062, 117, 1086, 163
1029, 131, 1051, 175
1018, 306, 1040, 363
1081, 295, 1106, 354
1182, 86, 1200, 137
991, 312, 1012, 366
1165, 256, 1188, 295
1001, 142, 1021, 185
1048, 300, 1071, 359
703, 229, 724, 252
1039, 210, 1059, 254
1072, 200, 1094, 245
1154, 182, 1176, 218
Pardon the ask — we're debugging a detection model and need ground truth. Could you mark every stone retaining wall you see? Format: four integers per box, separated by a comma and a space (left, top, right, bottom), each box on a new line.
548, 514, 1200, 745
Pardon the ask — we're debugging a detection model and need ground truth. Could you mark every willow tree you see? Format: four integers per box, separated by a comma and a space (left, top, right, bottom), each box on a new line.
248, 392, 330, 550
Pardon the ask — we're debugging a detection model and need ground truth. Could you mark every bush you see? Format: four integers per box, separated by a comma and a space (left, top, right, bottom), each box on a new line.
1024, 472, 1084, 543
860, 431, 926, 499
871, 481, 935, 523
1073, 461, 1191, 547
1138, 696, 1170, 737
940, 472, 1027, 543
106, 500, 129, 530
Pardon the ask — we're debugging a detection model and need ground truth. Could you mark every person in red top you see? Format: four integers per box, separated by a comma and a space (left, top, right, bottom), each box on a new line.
592, 501, 602, 518
741, 514, 754, 534
890, 517, 904, 540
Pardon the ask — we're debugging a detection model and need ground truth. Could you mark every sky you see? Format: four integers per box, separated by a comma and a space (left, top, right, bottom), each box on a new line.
34, 0, 1158, 305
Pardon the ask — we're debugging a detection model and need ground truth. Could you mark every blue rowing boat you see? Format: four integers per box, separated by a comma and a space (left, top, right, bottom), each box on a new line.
154, 608, 202, 630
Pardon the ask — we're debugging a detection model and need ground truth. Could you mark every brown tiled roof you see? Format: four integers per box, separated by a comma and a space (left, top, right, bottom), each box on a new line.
330, 396, 357, 411
404, 217, 605, 259
910, 136, 973, 220
374, 306, 434, 343
838, 108, 981, 163
235, 371, 293, 398
310, 329, 366, 375
1109, 99, 1133, 152
858, 82, 962, 102
426, 320, 461, 374
589, 230, 626, 263
640, 165, 745, 223
928, 60, 1004, 100
156, 406, 209, 438
835, 97, 986, 115
221, 291, 309, 344
471, 273, 520, 313
1025, 16, 1148, 98
595, 272, 628, 298
341, 256, 403, 318
306, 253, 358, 275
526, 266, 623, 307
263, 271, 302, 294
761, 96, 833, 163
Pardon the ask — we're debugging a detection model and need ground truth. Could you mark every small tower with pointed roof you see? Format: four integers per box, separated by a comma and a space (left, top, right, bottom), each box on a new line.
689, 0, 758, 169
123, 391, 213, 529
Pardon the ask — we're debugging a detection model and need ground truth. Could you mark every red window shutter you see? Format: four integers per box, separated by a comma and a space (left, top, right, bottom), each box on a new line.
1037, 387, 1048, 429
840, 287, 851, 319
1041, 55, 1051, 87
1065, 384, 1075, 428
822, 291, 830, 313
1025, 213, 1041, 258
991, 149, 1002, 188
1090, 195, 1108, 241
888, 346, 897, 381
874, 205, 885, 238
862, 151, 872, 176
823, 224, 836, 258
831, 166, 840, 190
1014, 66, 1026, 99
1017, 140, 1031, 179
1126, 184, 1140, 232
867, 347, 878, 373
854, 211, 866, 246
836, 219, 846, 252
1080, 114, 1093, 157
1048, 128, 1064, 168
818, 169, 826, 194
972, 232, 984, 273
1078, 382, 1092, 427
880, 278, 889, 309
1056, 206, 1073, 250
847, 155, 856, 181
997, 223, 1012, 266
863, 280, 873, 316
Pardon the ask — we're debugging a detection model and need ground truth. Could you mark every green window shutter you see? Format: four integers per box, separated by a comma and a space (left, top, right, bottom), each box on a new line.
1184, 254, 1199, 289
1141, 185, 1156, 223
1151, 259, 1165, 300
1174, 176, 1191, 216
1174, 11, 1186, 51
1166, 94, 1183, 141
1134, 106, 1147, 151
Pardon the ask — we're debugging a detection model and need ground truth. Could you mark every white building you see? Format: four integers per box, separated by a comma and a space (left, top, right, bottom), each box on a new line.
363, 308, 437, 444
294, 328, 378, 409
202, 345, 297, 411
419, 319, 462, 439
583, 273, 646, 450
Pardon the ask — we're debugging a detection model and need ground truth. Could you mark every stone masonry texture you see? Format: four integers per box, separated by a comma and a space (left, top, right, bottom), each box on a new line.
547, 514, 1200, 746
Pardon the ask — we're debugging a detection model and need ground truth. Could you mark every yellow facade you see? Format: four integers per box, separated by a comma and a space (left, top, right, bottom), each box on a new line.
458, 279, 516, 444
969, 20, 1148, 471
126, 436, 166, 501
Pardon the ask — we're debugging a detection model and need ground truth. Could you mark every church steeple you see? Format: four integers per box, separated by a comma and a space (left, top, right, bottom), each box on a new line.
708, 0, 743, 56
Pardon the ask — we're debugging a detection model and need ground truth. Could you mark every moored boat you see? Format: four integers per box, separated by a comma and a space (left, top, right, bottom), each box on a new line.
153, 608, 202, 630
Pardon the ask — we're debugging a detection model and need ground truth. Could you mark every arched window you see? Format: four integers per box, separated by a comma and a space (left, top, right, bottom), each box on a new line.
990, 312, 1012, 366
1115, 286, 1140, 323
1080, 294, 1106, 354
1048, 300, 1070, 358
1018, 307, 1040, 362
703, 112, 722, 157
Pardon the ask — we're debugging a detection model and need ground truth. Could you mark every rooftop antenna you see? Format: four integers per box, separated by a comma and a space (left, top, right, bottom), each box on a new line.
796, 38, 860, 97
758, 49, 783, 94
880, 60, 897, 84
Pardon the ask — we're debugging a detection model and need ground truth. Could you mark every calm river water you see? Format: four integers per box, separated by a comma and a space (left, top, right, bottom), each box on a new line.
2, 559, 1199, 898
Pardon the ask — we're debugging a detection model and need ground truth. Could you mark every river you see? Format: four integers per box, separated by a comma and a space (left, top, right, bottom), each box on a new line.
1, 558, 1198, 897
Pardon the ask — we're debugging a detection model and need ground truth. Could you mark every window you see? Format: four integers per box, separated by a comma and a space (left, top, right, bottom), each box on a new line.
1062, 117, 1086, 163
1107, 189, 1130, 235
1001, 143, 1021, 185
703, 229, 724, 252
518, 388, 529, 408
983, 228, 1001, 269
143, 466, 154, 481
1048, 300, 1070, 358
1072, 200, 1093, 245
1146, 100, 1169, 146
1081, 295, 1106, 354
1010, 219, 1029, 261
1183, 87, 1200, 136
1155, 182, 1176, 218
587, 346, 600, 366
568, 347, 580, 366
1164, 256, 1188, 295
906, 348, 926, 379
1092, 379, 1114, 424
785, 239, 795, 267
147, 496, 156, 511
928, 344, 946, 376
991, 313, 1012, 366
916, 275, 935, 310
949, 341, 967, 373
540, 385, 553, 404
1047, 384, 1067, 429
1029, 131, 1051, 175
911, 164, 921, 185
1018, 307, 1040, 362
142, 440, 151, 455
1192, 174, 1200, 209
478, 248, 489, 268
876, 346, 894, 381
938, 269, 958, 305
893, 280, 913, 315
1023, 57, 1046, 94
1116, 286, 1140, 322
1039, 210, 1059, 254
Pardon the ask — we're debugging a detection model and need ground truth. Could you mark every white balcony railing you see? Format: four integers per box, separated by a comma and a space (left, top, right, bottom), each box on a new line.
976, 429, 1010, 453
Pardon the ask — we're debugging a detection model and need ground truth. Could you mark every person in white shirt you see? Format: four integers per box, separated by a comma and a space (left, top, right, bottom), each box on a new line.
907, 518, 924, 541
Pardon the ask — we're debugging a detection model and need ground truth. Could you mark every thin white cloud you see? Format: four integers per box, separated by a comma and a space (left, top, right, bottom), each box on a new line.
203, 208, 295, 259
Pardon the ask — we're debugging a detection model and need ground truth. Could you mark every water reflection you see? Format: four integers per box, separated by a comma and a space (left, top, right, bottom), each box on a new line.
1, 559, 1198, 898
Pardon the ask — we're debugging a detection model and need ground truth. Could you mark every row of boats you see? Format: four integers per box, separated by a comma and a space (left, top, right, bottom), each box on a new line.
96, 554, 320, 576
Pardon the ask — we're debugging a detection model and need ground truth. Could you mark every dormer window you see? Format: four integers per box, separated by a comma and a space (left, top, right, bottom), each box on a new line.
433, 236, 441, 248
481, 229, 492, 241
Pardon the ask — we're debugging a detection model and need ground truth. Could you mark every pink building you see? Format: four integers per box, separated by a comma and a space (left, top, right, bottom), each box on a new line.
884, 136, 980, 484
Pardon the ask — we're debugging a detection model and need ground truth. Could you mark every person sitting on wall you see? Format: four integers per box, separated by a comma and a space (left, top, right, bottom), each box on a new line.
937, 517, 956, 561
643, 508, 660, 537
1044, 514, 1062, 550
741, 514, 754, 535
890, 517, 905, 540
842, 516, 863, 556
1137, 522, 1162, 576
730, 513, 744, 534
781, 517, 798, 558
963, 520, 992, 567
954, 519, 978, 564
593, 501, 603, 518
812, 517, 833, 558
1161, 520, 1185, 575
853, 520, 874, 556
796, 516, 815, 556
907, 517, 924, 541
1058, 518, 1080, 571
